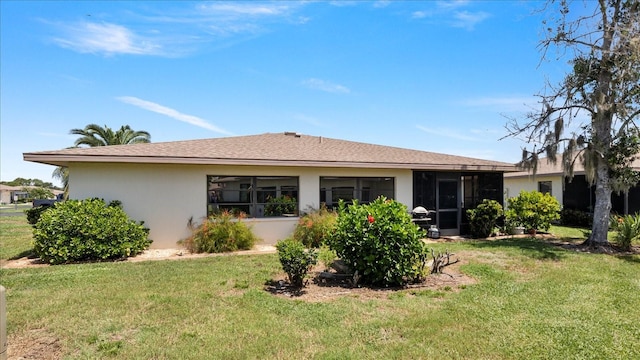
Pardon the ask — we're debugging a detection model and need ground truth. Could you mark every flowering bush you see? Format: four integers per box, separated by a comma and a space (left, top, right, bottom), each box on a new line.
327, 196, 428, 286
610, 213, 640, 250
293, 205, 337, 248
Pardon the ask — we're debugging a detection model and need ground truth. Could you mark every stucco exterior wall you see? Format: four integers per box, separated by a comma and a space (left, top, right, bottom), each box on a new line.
69, 163, 413, 249
503, 175, 563, 207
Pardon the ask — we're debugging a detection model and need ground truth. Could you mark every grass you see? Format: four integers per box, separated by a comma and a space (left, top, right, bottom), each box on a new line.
2, 215, 640, 359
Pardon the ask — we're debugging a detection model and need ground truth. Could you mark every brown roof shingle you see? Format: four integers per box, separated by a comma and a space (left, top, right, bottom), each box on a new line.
24, 132, 516, 172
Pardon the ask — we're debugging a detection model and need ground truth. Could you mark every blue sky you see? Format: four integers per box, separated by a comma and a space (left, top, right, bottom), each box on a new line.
1, 1, 571, 186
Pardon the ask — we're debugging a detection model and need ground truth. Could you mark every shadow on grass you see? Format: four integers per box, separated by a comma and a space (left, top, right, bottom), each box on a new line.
617, 254, 640, 264
468, 237, 567, 261
9, 248, 36, 260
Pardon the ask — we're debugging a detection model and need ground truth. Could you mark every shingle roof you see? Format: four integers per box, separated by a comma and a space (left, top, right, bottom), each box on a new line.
24, 132, 516, 172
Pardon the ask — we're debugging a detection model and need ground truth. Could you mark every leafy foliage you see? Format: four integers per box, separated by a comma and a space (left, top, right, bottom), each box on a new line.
70, 123, 151, 147
181, 211, 257, 253
610, 214, 640, 251
0, 177, 56, 188
504, 0, 640, 244
33, 198, 151, 265
22, 186, 54, 200
25, 205, 51, 225
506, 190, 561, 232
328, 196, 428, 286
560, 208, 593, 227
292, 205, 337, 247
467, 199, 503, 238
264, 195, 297, 216
275, 238, 318, 288
317, 244, 337, 271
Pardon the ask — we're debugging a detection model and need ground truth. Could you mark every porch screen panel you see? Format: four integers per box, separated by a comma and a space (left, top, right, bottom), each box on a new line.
320, 177, 395, 208
207, 175, 299, 217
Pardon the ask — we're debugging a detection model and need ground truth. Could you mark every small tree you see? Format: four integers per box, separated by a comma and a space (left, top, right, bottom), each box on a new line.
505, 190, 561, 233
275, 238, 318, 288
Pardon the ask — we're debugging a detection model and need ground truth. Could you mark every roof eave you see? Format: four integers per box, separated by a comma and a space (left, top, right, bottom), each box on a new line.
24, 154, 515, 172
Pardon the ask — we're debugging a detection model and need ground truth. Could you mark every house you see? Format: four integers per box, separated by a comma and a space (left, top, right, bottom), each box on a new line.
0, 184, 62, 205
24, 132, 516, 248
504, 156, 640, 215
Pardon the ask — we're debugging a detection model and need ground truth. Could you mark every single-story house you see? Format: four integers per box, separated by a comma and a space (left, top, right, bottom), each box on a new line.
0, 184, 63, 205
504, 156, 640, 215
24, 132, 516, 248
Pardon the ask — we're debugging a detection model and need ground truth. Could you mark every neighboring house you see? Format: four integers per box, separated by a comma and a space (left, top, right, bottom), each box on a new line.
504, 156, 640, 215
0, 184, 62, 204
24, 132, 516, 248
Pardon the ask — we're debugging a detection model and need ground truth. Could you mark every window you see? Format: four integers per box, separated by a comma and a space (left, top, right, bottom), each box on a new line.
538, 181, 552, 195
207, 176, 299, 217
320, 177, 394, 208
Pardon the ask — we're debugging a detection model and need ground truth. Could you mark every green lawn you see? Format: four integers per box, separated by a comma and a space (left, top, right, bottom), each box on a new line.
1, 215, 639, 359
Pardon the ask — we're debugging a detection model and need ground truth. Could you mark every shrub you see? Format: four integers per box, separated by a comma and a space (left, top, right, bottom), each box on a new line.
181, 210, 257, 253
467, 199, 503, 238
610, 213, 640, 250
293, 205, 337, 248
33, 199, 151, 265
327, 196, 428, 287
264, 195, 297, 216
560, 208, 593, 227
275, 238, 318, 288
317, 244, 337, 271
25, 205, 52, 225
505, 190, 561, 232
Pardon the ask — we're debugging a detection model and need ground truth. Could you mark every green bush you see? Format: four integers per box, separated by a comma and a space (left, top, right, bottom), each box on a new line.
275, 238, 318, 288
33, 199, 151, 265
505, 190, 561, 232
181, 211, 257, 253
25, 205, 51, 225
317, 244, 337, 271
467, 199, 503, 238
327, 196, 428, 287
610, 214, 640, 250
293, 205, 337, 248
561, 208, 593, 227
264, 195, 297, 216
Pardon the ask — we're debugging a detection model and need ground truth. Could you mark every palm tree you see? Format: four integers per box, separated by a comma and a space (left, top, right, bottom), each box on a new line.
70, 124, 151, 147
53, 124, 152, 198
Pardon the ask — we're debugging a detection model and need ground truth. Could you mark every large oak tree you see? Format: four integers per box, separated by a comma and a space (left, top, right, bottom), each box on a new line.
506, 0, 640, 245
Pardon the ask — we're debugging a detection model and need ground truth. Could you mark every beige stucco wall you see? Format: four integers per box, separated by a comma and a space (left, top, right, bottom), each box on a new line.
68, 163, 413, 249
503, 175, 563, 207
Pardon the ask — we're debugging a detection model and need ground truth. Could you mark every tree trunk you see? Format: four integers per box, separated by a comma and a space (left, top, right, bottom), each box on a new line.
587, 161, 612, 245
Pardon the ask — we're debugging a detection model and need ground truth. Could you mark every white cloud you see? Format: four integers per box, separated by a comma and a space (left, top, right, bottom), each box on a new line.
416, 125, 478, 141
437, 0, 470, 10
197, 3, 291, 16
412, 11, 429, 19
302, 78, 351, 94
460, 96, 538, 112
451, 11, 491, 30
53, 22, 162, 56
117, 96, 232, 135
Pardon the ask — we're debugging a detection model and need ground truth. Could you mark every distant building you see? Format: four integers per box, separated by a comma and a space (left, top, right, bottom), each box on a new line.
504, 156, 640, 215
